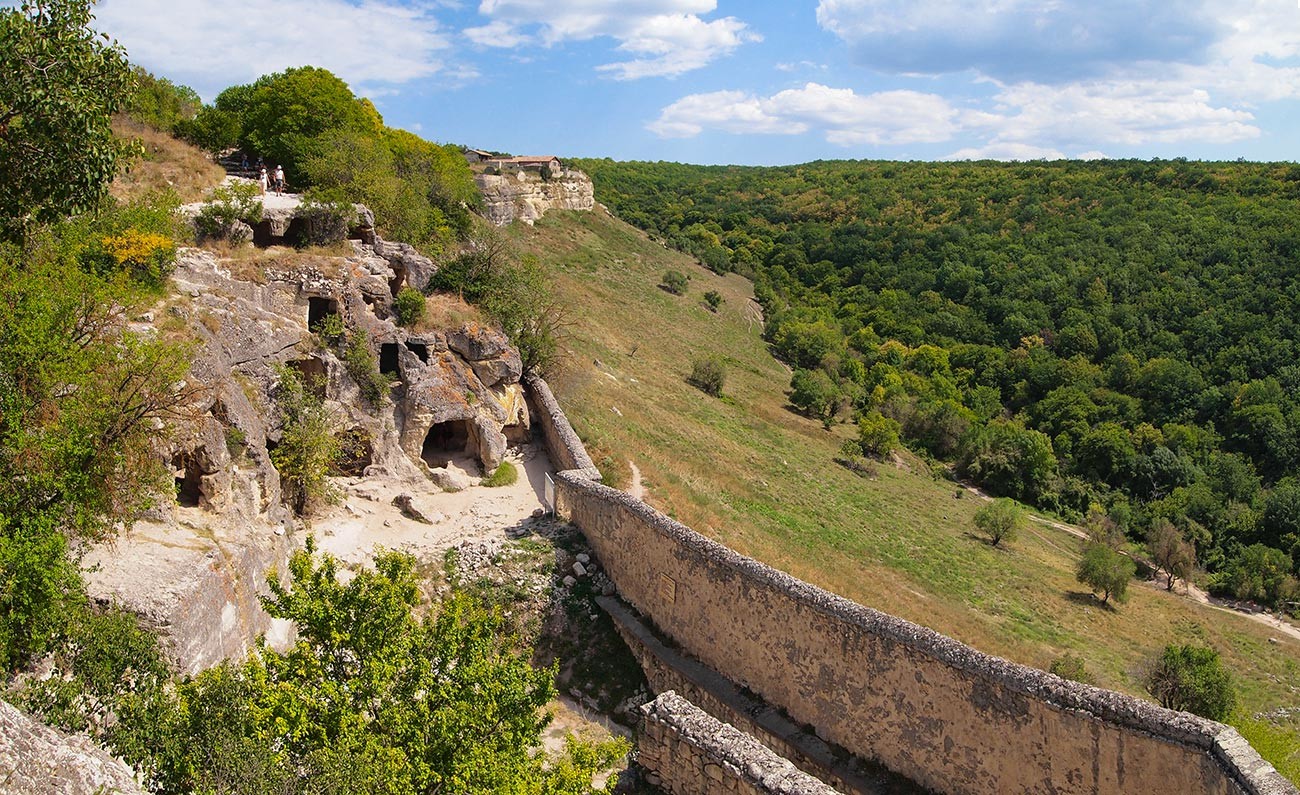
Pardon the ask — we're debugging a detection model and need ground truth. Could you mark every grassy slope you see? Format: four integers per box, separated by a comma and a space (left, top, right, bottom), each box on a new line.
110, 116, 224, 203
510, 208, 1300, 776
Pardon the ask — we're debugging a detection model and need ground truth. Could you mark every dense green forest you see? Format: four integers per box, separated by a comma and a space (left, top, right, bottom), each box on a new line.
573, 157, 1300, 609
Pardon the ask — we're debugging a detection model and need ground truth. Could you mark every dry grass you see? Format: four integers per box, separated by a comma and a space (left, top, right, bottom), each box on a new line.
413, 292, 482, 333
109, 116, 224, 203
203, 244, 352, 284
509, 208, 1300, 773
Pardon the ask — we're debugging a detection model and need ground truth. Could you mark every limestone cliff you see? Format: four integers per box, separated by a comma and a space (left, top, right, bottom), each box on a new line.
475, 169, 594, 226
0, 700, 145, 795
84, 221, 530, 675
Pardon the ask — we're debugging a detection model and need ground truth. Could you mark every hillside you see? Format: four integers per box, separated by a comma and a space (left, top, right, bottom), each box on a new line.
508, 207, 1300, 778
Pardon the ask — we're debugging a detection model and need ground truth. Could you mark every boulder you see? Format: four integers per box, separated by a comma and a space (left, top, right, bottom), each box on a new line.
0, 700, 146, 795
430, 466, 472, 493
392, 493, 433, 524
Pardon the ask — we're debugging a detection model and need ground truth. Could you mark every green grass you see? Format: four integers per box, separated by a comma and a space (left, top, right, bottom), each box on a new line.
483, 461, 519, 487
509, 208, 1300, 777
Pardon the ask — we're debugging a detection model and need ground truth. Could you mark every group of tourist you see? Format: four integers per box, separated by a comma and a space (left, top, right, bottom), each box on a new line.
258, 163, 286, 196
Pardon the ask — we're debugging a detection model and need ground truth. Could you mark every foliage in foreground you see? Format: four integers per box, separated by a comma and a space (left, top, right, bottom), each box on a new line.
121, 542, 627, 794
1146, 644, 1235, 721
0, 0, 136, 238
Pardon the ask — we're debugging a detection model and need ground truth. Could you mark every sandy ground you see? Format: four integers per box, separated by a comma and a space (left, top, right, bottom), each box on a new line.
313, 444, 552, 567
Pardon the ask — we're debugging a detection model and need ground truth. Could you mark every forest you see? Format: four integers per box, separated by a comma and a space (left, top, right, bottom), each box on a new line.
572, 156, 1300, 610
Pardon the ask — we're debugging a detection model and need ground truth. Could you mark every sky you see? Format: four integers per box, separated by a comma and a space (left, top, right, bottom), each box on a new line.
90, 0, 1300, 165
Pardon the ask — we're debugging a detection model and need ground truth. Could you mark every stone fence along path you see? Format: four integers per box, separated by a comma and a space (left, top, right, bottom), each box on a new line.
523, 376, 1296, 795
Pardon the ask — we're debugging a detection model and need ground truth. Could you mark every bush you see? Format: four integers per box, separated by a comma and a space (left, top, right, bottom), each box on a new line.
704, 290, 722, 311
194, 181, 263, 242
482, 461, 518, 487
662, 269, 689, 295
312, 312, 345, 346
687, 356, 725, 396
974, 498, 1022, 548
270, 366, 339, 516
1147, 644, 1235, 720
857, 411, 901, 459
1076, 542, 1136, 604
344, 330, 389, 405
1049, 654, 1094, 685
394, 286, 426, 327
97, 228, 176, 288
292, 199, 349, 247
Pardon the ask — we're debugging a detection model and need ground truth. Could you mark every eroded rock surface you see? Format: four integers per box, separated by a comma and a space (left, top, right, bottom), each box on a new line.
0, 700, 145, 795
475, 169, 594, 226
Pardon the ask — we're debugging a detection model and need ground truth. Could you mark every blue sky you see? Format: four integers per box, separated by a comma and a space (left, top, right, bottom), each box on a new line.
92, 0, 1300, 164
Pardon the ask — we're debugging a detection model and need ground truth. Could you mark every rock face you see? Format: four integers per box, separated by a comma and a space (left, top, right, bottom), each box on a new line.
85, 225, 530, 674
475, 168, 594, 226
0, 700, 145, 795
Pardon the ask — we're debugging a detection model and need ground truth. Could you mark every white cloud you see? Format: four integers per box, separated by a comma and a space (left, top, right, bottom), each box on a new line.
469, 0, 758, 78
944, 143, 1067, 161
649, 83, 958, 145
95, 0, 449, 99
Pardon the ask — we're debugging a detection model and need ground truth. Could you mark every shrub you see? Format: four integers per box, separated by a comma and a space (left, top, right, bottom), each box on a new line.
344, 330, 389, 405
662, 269, 689, 295
704, 289, 722, 311
687, 356, 725, 396
312, 312, 345, 346
974, 498, 1022, 548
98, 228, 176, 288
482, 461, 518, 487
293, 198, 349, 248
175, 106, 241, 153
1076, 542, 1136, 604
1049, 654, 1095, 685
1147, 644, 1235, 721
394, 286, 426, 327
194, 181, 262, 242
270, 366, 339, 515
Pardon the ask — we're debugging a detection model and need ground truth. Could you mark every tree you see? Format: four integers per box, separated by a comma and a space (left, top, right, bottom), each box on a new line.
687, 356, 726, 397
661, 269, 689, 295
789, 368, 840, 423
0, 234, 196, 670
959, 420, 1058, 502
1075, 542, 1136, 605
1147, 644, 1235, 721
0, 0, 136, 236
123, 540, 629, 793
857, 411, 901, 459
704, 289, 723, 311
974, 498, 1022, 548
1146, 518, 1196, 591
270, 366, 339, 515
1218, 543, 1297, 607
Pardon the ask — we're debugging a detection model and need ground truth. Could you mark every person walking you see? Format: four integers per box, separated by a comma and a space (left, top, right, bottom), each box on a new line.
258, 166, 269, 196
274, 164, 286, 196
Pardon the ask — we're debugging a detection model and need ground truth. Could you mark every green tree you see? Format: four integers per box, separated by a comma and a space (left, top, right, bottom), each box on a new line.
789, 368, 840, 423
0, 234, 194, 670
0, 0, 136, 236
704, 289, 723, 311
1146, 518, 1196, 591
662, 269, 689, 295
270, 366, 340, 515
124, 66, 199, 131
959, 420, 1058, 503
1218, 544, 1297, 606
1147, 644, 1235, 721
974, 498, 1022, 548
857, 411, 901, 459
1075, 542, 1136, 605
125, 540, 629, 793
687, 356, 726, 397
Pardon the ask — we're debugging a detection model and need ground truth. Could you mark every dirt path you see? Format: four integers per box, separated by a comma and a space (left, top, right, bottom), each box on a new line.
627, 460, 645, 501
958, 480, 1300, 642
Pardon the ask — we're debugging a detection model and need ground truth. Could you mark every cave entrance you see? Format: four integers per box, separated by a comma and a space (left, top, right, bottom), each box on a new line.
389, 264, 406, 297
335, 428, 373, 476
379, 343, 400, 376
285, 217, 308, 248
173, 453, 202, 508
252, 220, 276, 247
406, 341, 429, 364
422, 420, 471, 468
503, 422, 530, 446
307, 297, 339, 331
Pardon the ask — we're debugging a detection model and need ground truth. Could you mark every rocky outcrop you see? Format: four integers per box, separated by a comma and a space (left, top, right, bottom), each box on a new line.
0, 700, 145, 795
86, 230, 531, 674
475, 168, 594, 226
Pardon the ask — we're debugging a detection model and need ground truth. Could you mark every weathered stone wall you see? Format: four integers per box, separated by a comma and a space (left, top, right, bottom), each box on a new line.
640, 691, 841, 795
524, 378, 1295, 795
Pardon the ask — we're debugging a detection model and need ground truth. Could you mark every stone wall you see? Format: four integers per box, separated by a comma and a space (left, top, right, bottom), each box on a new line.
640, 691, 841, 795
524, 379, 1295, 795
